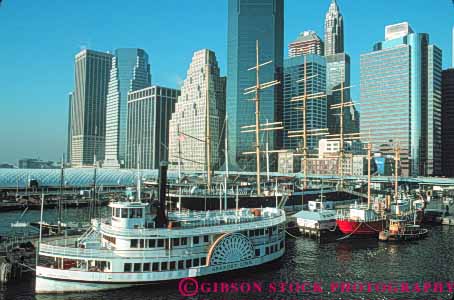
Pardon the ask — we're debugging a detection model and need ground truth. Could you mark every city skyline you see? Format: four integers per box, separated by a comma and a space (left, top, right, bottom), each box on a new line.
1, 0, 453, 164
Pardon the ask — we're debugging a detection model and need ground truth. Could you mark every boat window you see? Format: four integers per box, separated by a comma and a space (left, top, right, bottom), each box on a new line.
173, 238, 180, 247
255, 249, 260, 257
203, 235, 209, 243
161, 262, 168, 271
139, 239, 145, 248
186, 259, 192, 268
134, 263, 141, 272
152, 262, 159, 271
148, 239, 156, 248
280, 241, 284, 249
193, 258, 199, 267
259, 229, 264, 235
193, 236, 199, 245
122, 208, 128, 218
130, 239, 138, 248
181, 237, 187, 245
249, 230, 254, 237
124, 263, 132, 272
157, 239, 164, 247
169, 261, 176, 270
265, 247, 269, 255
201, 257, 206, 265
178, 260, 184, 269
255, 229, 260, 236
143, 263, 150, 272
115, 208, 120, 218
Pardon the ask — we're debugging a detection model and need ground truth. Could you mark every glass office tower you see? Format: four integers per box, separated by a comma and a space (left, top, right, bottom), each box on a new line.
104, 48, 151, 169
360, 22, 442, 176
71, 49, 112, 167
442, 69, 454, 177
283, 54, 327, 151
227, 0, 284, 171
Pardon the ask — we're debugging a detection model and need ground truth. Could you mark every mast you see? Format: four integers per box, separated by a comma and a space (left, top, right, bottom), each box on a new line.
205, 63, 212, 192
254, 40, 261, 196
177, 125, 182, 212
241, 40, 281, 196
339, 79, 345, 188
394, 143, 400, 203
224, 116, 229, 210
137, 144, 141, 203
366, 142, 372, 209
58, 154, 64, 234
91, 126, 98, 221
265, 119, 270, 183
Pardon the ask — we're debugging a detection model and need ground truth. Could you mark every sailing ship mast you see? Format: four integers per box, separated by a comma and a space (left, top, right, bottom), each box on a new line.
394, 143, 400, 203
58, 154, 64, 234
326, 69, 358, 189
287, 56, 328, 190
366, 142, 372, 209
241, 40, 283, 196
205, 63, 212, 192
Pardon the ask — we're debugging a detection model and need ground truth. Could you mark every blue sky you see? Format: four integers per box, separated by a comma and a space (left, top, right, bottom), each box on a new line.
0, 0, 453, 164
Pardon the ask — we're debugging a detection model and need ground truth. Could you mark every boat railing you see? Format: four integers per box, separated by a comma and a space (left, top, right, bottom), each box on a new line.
99, 213, 286, 237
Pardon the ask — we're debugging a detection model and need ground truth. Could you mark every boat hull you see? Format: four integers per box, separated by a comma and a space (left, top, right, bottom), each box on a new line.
35, 250, 284, 294
336, 219, 385, 236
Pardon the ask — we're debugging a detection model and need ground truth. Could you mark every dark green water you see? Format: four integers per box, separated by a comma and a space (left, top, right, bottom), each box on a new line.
1, 207, 454, 300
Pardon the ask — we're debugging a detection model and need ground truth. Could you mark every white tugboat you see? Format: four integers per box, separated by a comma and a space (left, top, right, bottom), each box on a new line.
35, 163, 286, 293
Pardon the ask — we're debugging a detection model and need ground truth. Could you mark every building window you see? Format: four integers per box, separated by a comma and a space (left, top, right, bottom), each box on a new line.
186, 260, 192, 268
143, 263, 150, 272
161, 262, 168, 271
178, 260, 184, 269
193, 258, 199, 267
134, 263, 141, 272
124, 263, 132, 272
130, 239, 138, 248
152, 262, 159, 271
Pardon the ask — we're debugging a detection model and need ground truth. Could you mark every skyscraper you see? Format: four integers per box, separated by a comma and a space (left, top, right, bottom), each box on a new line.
288, 31, 324, 57
283, 54, 327, 151
67, 92, 73, 164
227, 0, 284, 171
125, 86, 179, 170
70, 49, 112, 167
168, 49, 226, 172
104, 48, 151, 169
360, 22, 442, 176
324, 0, 344, 56
442, 69, 454, 177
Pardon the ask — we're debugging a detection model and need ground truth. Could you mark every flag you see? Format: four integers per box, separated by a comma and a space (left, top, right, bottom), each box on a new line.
178, 134, 185, 142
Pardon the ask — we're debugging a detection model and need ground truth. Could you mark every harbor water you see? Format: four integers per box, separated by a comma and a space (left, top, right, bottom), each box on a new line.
1, 207, 454, 300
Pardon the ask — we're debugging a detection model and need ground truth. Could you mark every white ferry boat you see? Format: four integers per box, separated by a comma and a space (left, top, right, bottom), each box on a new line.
35, 200, 286, 293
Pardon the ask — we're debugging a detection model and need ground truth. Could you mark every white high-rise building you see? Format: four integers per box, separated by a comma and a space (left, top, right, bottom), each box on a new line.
168, 49, 226, 172
103, 49, 151, 169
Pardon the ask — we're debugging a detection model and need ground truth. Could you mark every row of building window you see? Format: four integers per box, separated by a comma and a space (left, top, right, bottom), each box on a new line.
124, 257, 207, 273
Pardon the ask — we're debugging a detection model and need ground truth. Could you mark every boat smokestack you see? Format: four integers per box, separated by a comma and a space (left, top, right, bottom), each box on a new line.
156, 161, 168, 228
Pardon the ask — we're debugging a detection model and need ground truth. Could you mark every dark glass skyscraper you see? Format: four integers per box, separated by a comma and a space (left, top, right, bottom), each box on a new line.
227, 0, 284, 171
442, 69, 454, 177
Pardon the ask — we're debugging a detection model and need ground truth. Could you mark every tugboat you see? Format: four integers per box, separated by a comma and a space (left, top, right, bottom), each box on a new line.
35, 162, 286, 293
378, 219, 429, 242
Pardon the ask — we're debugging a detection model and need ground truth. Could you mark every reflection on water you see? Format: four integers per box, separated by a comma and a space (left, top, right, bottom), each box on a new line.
1, 208, 454, 300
